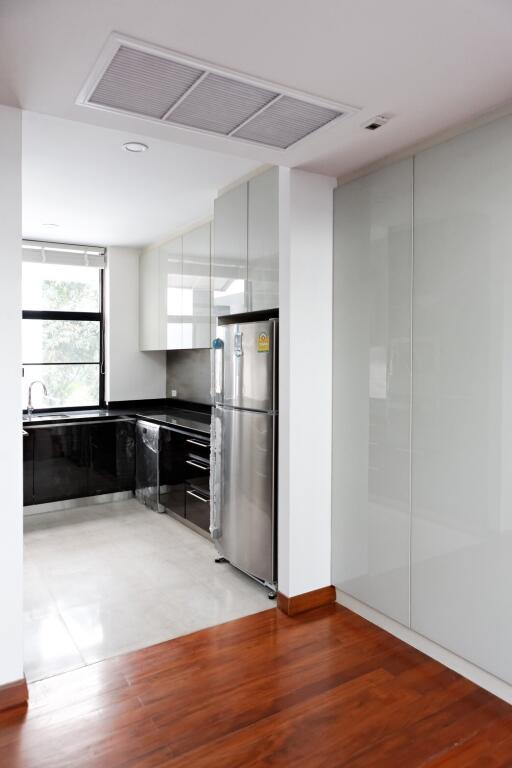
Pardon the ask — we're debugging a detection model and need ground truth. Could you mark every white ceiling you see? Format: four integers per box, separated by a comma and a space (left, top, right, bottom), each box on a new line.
22, 112, 259, 247
3, 0, 512, 244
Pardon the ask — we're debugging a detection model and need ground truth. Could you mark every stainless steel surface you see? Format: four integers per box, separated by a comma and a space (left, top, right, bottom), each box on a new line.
186, 459, 209, 470
213, 405, 276, 585
27, 380, 48, 415
217, 319, 277, 412
23, 417, 134, 429
186, 438, 209, 448
135, 421, 160, 511
186, 489, 209, 503
24, 491, 134, 515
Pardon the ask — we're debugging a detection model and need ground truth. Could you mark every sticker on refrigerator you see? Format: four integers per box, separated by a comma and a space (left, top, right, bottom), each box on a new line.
257, 332, 270, 353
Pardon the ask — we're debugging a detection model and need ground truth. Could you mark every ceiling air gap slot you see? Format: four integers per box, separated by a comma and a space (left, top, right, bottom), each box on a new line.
228, 94, 284, 137
161, 71, 208, 120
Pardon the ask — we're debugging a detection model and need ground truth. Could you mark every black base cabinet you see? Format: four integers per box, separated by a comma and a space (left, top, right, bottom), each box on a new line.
23, 431, 34, 506
159, 428, 187, 518
33, 425, 89, 504
90, 421, 135, 496
24, 418, 210, 536
159, 427, 211, 533
28, 420, 136, 505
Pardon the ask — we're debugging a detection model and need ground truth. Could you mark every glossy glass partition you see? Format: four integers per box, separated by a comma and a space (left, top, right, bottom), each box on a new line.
332, 158, 413, 626
411, 114, 512, 683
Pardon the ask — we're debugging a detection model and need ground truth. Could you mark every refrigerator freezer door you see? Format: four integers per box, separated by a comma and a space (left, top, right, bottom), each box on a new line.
218, 319, 277, 412
213, 406, 276, 585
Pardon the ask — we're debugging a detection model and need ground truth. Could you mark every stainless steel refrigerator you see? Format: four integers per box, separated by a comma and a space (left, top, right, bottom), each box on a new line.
211, 314, 278, 593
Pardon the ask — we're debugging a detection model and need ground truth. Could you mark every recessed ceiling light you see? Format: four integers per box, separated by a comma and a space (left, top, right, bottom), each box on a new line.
123, 141, 149, 153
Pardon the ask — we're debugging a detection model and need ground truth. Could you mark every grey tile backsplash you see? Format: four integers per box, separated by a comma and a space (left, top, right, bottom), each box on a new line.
166, 349, 212, 405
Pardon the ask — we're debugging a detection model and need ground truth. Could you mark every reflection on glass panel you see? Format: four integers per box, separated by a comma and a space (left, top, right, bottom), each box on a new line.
213, 277, 245, 318
22, 364, 99, 409
22, 320, 100, 363
22, 263, 100, 312
167, 321, 182, 349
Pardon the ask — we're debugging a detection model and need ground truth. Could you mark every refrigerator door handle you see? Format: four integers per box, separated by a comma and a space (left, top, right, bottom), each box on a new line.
210, 408, 221, 539
211, 338, 224, 404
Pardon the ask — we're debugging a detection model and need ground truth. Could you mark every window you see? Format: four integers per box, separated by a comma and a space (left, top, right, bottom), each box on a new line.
22, 242, 106, 411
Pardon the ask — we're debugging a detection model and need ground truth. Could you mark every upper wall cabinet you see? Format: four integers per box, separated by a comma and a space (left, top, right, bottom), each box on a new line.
212, 167, 279, 326
140, 224, 212, 351
248, 167, 279, 312
212, 182, 248, 319
139, 246, 160, 351
182, 223, 211, 349
159, 236, 183, 349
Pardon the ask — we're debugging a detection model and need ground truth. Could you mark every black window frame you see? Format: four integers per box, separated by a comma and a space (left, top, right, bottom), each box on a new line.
22, 268, 105, 413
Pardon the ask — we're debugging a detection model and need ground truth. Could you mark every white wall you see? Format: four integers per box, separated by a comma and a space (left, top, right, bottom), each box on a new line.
105, 247, 166, 402
278, 168, 336, 597
0, 106, 23, 686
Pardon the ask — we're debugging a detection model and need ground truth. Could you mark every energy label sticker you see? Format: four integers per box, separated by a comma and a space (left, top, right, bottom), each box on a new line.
257, 332, 270, 353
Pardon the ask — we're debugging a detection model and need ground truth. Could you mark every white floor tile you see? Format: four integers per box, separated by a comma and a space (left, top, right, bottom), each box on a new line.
24, 498, 274, 678
24, 613, 84, 682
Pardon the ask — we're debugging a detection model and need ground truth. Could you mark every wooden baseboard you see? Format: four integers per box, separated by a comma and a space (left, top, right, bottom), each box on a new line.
0, 678, 28, 712
277, 585, 336, 616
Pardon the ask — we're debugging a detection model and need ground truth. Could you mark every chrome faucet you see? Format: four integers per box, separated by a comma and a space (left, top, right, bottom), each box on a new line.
27, 380, 47, 416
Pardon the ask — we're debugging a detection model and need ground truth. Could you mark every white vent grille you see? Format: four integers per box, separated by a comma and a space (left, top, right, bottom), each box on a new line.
166, 73, 278, 135
79, 36, 357, 149
89, 46, 203, 118
233, 96, 341, 149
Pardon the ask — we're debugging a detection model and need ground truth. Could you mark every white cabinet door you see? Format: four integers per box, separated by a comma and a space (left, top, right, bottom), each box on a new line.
182, 222, 211, 349
139, 247, 160, 351
248, 167, 278, 312
411, 115, 512, 683
332, 159, 413, 626
159, 236, 182, 350
212, 182, 248, 319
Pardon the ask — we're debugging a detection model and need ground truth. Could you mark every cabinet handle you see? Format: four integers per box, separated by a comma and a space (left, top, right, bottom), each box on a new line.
186, 489, 209, 503
186, 459, 209, 470
186, 439, 209, 448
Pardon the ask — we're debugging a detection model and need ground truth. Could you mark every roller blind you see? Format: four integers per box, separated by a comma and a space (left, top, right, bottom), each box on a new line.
22, 240, 106, 268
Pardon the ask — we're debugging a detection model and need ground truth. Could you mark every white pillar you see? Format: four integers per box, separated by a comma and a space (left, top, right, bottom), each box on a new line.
0, 106, 23, 686
278, 168, 336, 597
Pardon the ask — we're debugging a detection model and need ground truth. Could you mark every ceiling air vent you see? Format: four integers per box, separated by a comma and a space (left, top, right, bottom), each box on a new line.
78, 34, 358, 149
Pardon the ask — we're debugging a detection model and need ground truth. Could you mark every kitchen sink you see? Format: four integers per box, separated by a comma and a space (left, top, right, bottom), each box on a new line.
23, 413, 71, 421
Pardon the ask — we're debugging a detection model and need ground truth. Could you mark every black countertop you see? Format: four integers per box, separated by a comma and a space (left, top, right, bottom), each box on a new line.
22, 406, 211, 436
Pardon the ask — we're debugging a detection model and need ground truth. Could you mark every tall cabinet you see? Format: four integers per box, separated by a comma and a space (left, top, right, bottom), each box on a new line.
333, 112, 512, 686
411, 115, 512, 684
212, 167, 279, 328
332, 159, 413, 627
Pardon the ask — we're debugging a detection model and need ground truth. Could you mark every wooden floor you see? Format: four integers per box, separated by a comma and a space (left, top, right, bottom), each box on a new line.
1, 604, 512, 767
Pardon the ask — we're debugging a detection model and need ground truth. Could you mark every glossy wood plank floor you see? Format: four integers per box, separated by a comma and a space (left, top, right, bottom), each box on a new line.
2, 604, 512, 768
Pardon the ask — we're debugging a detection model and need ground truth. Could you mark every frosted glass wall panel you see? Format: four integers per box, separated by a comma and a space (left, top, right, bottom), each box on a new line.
332, 159, 412, 625
411, 115, 512, 682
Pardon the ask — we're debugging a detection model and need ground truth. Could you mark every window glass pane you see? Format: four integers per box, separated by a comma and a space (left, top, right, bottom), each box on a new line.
23, 320, 100, 364
22, 364, 99, 409
22, 263, 100, 311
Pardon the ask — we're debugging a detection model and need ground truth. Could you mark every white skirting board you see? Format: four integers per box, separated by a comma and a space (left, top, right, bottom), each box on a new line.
336, 588, 512, 706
